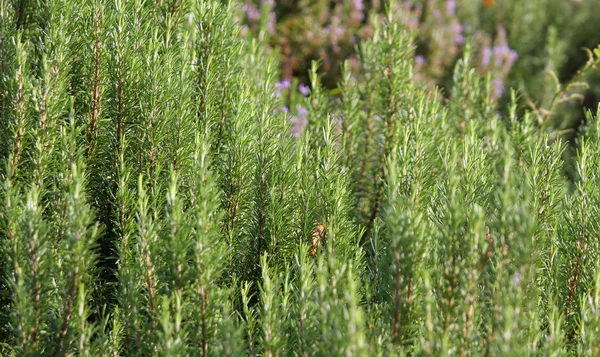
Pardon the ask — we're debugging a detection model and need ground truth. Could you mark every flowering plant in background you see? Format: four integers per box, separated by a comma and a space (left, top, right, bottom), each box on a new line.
475, 26, 519, 99
240, 0, 600, 134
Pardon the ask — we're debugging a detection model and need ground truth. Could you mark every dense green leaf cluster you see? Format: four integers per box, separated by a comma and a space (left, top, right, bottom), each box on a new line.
1, 1, 600, 356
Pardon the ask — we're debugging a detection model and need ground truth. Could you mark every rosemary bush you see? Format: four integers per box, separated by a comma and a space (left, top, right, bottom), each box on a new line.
1, 0, 600, 356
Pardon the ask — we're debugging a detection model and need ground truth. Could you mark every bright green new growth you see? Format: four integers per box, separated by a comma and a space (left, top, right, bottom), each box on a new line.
1, 0, 600, 356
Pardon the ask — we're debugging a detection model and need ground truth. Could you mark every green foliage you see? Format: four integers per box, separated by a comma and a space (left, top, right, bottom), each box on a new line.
1, 1, 600, 356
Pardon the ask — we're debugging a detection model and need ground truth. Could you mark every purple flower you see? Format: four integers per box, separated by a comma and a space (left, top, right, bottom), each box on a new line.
415, 55, 426, 66
352, 0, 365, 20
493, 44, 509, 55
454, 33, 465, 45
275, 79, 291, 96
353, 0, 364, 11
447, 0, 456, 15
492, 78, 505, 98
493, 44, 510, 66
453, 23, 464, 44
513, 272, 521, 286
290, 105, 309, 137
298, 83, 310, 96
404, 17, 419, 28
245, 4, 260, 22
267, 12, 276, 34
273, 106, 289, 115
334, 26, 344, 37
297, 106, 309, 118
508, 50, 518, 66
481, 47, 492, 67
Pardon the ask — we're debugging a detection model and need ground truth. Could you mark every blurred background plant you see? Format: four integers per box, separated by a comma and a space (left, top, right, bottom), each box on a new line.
238, 0, 600, 147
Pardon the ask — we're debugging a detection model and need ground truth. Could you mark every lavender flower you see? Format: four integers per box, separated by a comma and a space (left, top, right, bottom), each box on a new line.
334, 26, 344, 37
298, 83, 310, 96
275, 79, 291, 96
492, 78, 505, 98
273, 106, 289, 115
513, 272, 521, 286
493, 44, 510, 66
447, 0, 456, 15
353, 0, 365, 20
245, 4, 260, 22
297, 106, 308, 118
415, 55, 426, 66
267, 12, 276, 34
327, 25, 344, 53
290, 105, 309, 138
508, 50, 518, 66
481, 46, 492, 67
452, 23, 464, 44
353, 0, 364, 11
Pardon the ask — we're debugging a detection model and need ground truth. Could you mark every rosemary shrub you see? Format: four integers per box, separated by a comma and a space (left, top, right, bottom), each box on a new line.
1, 1, 600, 356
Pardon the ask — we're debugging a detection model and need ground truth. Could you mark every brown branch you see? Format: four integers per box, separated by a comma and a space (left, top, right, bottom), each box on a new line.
116, 76, 123, 159
87, 10, 102, 157
16, 0, 26, 30
198, 283, 208, 357
256, 170, 266, 273
173, 104, 182, 170
363, 88, 396, 243
144, 251, 156, 314
10, 65, 25, 181
218, 85, 227, 142
168, 0, 182, 31
392, 252, 401, 342
52, 269, 79, 357
30, 253, 39, 346
565, 226, 586, 318
0, 26, 6, 118
357, 92, 374, 192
